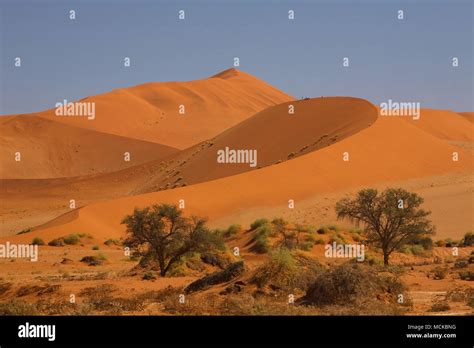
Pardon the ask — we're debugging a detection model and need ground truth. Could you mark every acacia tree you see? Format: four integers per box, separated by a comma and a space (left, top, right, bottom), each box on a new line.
335, 188, 435, 266
122, 204, 223, 276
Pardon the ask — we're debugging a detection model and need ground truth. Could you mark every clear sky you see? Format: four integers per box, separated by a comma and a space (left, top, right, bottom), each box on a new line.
1, 0, 472, 115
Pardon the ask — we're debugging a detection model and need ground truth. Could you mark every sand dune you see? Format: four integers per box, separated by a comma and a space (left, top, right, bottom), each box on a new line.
34, 68, 294, 149
402, 109, 474, 142
0, 115, 178, 179
458, 112, 474, 123
0, 96, 376, 233
6, 107, 472, 243
130, 96, 378, 193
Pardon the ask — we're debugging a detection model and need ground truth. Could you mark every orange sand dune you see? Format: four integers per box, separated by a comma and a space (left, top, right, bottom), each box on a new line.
401, 109, 474, 142
0, 115, 178, 179
33, 68, 294, 149
7, 110, 471, 243
457, 112, 474, 123
0, 97, 376, 233
131, 97, 378, 193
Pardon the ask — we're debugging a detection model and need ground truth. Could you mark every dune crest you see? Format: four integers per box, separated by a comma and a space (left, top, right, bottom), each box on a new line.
31, 68, 294, 149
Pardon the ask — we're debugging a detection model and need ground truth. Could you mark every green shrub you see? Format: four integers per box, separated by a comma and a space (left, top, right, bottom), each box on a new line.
250, 218, 269, 230
48, 238, 65, 247
31, 237, 45, 246
250, 225, 272, 253
63, 234, 80, 245
251, 248, 296, 289
253, 233, 269, 253
224, 224, 242, 238
328, 233, 346, 245
459, 270, 474, 281
316, 226, 328, 235
17, 228, 32, 235
463, 232, 474, 246
104, 239, 121, 246
327, 224, 340, 232
298, 241, 315, 251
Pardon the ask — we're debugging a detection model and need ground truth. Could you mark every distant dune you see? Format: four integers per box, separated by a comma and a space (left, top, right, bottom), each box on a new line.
402, 109, 474, 141
458, 112, 474, 123
0, 115, 178, 179
33, 68, 294, 149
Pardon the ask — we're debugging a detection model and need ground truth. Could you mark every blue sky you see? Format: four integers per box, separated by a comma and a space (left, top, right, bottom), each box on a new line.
1, 0, 472, 115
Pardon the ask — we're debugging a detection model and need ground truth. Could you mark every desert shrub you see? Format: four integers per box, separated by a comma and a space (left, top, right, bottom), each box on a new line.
0, 299, 38, 315
454, 259, 468, 269
17, 228, 32, 235
401, 244, 427, 256
317, 226, 328, 234
327, 224, 340, 232
301, 262, 405, 307
31, 237, 45, 246
63, 234, 80, 245
104, 238, 121, 246
365, 252, 383, 266
48, 237, 65, 247
200, 251, 233, 269
142, 272, 157, 280
411, 236, 433, 250
351, 233, 363, 243
328, 233, 346, 245
250, 218, 269, 230
435, 240, 446, 247
252, 232, 270, 253
0, 282, 13, 295
430, 301, 450, 312
458, 270, 474, 281
92, 245, 100, 250
313, 236, 325, 245
224, 224, 242, 238
432, 266, 448, 280
302, 262, 405, 306
463, 232, 474, 246
251, 248, 322, 292
298, 241, 314, 251
444, 238, 462, 247
80, 256, 103, 266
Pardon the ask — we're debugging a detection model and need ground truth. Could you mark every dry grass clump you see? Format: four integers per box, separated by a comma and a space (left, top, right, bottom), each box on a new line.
251, 248, 324, 292
300, 262, 407, 308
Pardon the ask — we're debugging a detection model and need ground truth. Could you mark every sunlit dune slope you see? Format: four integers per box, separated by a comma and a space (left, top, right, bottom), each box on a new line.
0, 115, 178, 179
7, 110, 471, 243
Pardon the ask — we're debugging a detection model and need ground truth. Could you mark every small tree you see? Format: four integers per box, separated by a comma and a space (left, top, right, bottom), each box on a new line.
335, 188, 434, 265
122, 204, 223, 276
